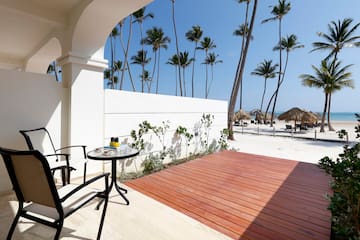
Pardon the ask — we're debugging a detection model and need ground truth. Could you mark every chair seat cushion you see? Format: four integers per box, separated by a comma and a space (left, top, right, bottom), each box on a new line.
23, 184, 101, 220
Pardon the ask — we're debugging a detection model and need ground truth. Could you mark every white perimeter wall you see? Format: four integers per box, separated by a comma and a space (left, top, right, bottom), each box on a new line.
104, 90, 227, 170
0, 69, 66, 194
0, 75, 227, 194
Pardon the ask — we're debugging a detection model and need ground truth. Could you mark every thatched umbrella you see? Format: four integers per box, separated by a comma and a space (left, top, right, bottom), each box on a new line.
255, 112, 271, 122
233, 109, 251, 121
302, 111, 318, 124
249, 109, 261, 116
277, 107, 308, 131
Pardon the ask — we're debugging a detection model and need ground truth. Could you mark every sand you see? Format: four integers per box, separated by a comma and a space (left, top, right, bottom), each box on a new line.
230, 121, 358, 164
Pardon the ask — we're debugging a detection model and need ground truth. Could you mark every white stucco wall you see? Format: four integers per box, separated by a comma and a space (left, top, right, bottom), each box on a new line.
0, 76, 227, 194
0, 69, 65, 194
104, 90, 228, 172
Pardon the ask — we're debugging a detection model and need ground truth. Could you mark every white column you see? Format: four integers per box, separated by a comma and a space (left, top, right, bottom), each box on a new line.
58, 52, 108, 176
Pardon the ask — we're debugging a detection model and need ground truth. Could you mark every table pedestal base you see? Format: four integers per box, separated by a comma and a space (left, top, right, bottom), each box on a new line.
96, 159, 129, 209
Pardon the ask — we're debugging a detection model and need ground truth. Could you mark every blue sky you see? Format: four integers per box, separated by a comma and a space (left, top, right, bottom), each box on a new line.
104, 0, 360, 113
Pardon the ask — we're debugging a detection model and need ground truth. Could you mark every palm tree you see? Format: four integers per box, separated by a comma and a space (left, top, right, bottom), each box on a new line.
142, 27, 170, 94
170, 0, 183, 96
300, 60, 354, 132
228, 0, 258, 140
234, 0, 252, 111
47, 61, 60, 82
311, 18, 360, 130
264, 34, 303, 120
186, 25, 203, 97
233, 24, 253, 40
178, 51, 194, 96
109, 27, 119, 89
117, 16, 136, 91
203, 53, 222, 98
140, 70, 152, 92
167, 54, 180, 95
113, 60, 123, 89
233, 23, 253, 111
251, 60, 278, 113
197, 37, 216, 99
104, 68, 119, 89
133, 7, 154, 92
131, 50, 151, 92
262, 0, 291, 126
312, 18, 360, 62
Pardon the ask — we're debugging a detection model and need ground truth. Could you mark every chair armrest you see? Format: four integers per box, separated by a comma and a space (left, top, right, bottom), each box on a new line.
60, 173, 110, 202
45, 153, 70, 159
55, 145, 87, 158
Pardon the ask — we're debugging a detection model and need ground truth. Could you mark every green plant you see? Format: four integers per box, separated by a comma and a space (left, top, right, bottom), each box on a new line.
176, 126, 194, 158
318, 113, 360, 239
217, 128, 230, 151
151, 121, 170, 160
141, 153, 164, 174
130, 121, 152, 151
200, 113, 214, 153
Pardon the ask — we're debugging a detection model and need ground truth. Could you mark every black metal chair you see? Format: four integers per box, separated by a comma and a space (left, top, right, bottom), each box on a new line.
0, 147, 109, 240
19, 127, 88, 185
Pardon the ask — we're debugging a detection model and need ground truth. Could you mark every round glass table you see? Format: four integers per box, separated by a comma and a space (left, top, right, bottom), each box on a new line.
87, 146, 139, 205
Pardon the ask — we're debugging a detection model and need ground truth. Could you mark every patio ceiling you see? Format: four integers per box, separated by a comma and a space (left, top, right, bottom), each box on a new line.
0, 0, 82, 70
0, 0, 152, 72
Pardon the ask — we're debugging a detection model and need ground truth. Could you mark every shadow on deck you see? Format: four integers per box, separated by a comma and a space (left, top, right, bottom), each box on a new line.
126, 150, 332, 240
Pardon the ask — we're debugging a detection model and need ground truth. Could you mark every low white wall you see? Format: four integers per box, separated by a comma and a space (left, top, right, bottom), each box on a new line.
0, 75, 227, 194
104, 90, 228, 172
0, 69, 65, 194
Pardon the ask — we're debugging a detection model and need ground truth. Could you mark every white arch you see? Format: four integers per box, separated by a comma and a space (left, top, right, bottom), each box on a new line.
71, 0, 152, 59
25, 37, 62, 74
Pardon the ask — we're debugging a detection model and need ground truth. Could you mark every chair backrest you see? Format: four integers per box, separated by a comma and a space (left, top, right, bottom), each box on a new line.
19, 127, 57, 157
0, 147, 61, 209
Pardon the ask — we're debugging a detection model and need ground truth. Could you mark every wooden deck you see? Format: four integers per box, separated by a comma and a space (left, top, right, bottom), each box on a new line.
125, 151, 332, 240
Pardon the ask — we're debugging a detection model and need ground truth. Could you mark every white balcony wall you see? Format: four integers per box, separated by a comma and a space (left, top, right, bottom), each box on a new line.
104, 90, 228, 172
0, 69, 66, 194
0, 77, 227, 194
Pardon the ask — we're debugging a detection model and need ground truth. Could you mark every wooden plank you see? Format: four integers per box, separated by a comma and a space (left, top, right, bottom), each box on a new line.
125, 151, 331, 240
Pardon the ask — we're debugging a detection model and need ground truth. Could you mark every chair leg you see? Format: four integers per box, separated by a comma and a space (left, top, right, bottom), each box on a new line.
7, 205, 22, 240
96, 194, 108, 240
54, 219, 63, 240
83, 162, 87, 184
61, 168, 66, 186
67, 166, 71, 184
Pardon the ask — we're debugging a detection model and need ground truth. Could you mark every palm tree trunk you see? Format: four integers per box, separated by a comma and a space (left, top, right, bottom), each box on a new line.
53, 62, 59, 82
126, 61, 136, 91
150, 51, 157, 93
175, 67, 178, 95
327, 93, 335, 131
260, 77, 267, 112
228, 0, 258, 140
269, 18, 283, 126
239, 1, 250, 110
156, 50, 161, 94
205, 49, 208, 99
265, 50, 289, 122
191, 43, 198, 97
120, 16, 134, 91
140, 23, 145, 92
320, 93, 328, 132
207, 65, 214, 97
110, 37, 115, 89
182, 67, 186, 95
171, 0, 182, 96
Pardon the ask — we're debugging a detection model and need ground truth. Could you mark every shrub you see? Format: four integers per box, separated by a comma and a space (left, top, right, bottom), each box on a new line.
318, 114, 360, 239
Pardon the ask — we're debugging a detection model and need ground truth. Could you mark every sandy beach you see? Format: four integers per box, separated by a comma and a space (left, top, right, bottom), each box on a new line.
230, 120, 358, 164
